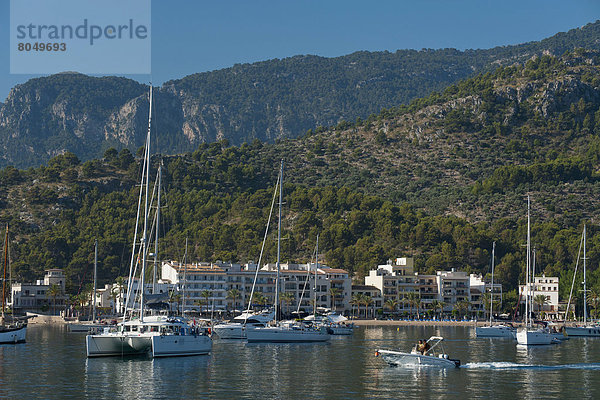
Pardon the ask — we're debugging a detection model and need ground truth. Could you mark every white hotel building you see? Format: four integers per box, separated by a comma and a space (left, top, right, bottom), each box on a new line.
518, 275, 560, 320
364, 258, 502, 313
160, 260, 352, 314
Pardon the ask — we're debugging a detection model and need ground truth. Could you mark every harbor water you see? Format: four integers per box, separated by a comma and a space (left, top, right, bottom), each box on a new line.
1, 324, 600, 399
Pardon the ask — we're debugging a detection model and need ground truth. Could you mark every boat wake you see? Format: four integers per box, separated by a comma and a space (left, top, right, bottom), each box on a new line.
462, 362, 600, 370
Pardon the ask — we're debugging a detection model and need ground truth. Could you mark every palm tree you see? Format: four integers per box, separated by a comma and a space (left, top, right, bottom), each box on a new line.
431, 300, 444, 319
329, 287, 342, 311
357, 294, 368, 319
76, 292, 89, 318
280, 292, 294, 317
193, 298, 203, 313
589, 288, 600, 320
482, 293, 491, 321
252, 292, 267, 310
384, 299, 398, 315
406, 292, 421, 318
350, 294, 361, 319
200, 290, 212, 314
109, 287, 119, 314
227, 288, 241, 315
47, 284, 61, 316
363, 295, 374, 319
533, 294, 548, 320
455, 300, 470, 319
170, 292, 182, 315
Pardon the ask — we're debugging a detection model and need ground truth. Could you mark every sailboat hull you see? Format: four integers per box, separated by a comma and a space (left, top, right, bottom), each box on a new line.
328, 325, 354, 335
213, 323, 246, 339
0, 325, 26, 344
476, 325, 516, 338
86, 334, 152, 357
563, 326, 600, 337
246, 326, 330, 343
516, 328, 556, 345
151, 334, 212, 357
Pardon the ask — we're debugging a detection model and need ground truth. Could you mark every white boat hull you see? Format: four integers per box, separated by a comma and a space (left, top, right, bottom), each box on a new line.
246, 326, 330, 343
476, 325, 516, 338
151, 334, 212, 357
516, 328, 556, 345
328, 325, 354, 335
86, 334, 152, 357
377, 350, 460, 368
213, 323, 247, 339
563, 326, 600, 337
0, 325, 26, 344
68, 323, 108, 333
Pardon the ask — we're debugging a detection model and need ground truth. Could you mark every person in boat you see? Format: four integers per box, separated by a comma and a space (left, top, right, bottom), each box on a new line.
422, 340, 430, 354
416, 339, 423, 353
417, 339, 430, 355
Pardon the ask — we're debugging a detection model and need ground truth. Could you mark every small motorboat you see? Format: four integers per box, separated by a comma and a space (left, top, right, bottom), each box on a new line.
375, 336, 460, 368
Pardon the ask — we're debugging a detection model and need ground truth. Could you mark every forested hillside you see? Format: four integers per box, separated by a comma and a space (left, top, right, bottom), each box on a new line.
3, 51, 600, 310
1, 21, 600, 168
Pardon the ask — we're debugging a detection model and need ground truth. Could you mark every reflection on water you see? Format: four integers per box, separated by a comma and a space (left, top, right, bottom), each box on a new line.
2, 324, 600, 399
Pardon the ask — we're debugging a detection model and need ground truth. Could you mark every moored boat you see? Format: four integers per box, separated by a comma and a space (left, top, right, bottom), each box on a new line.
245, 321, 330, 343
213, 310, 274, 339
476, 324, 516, 339
476, 242, 516, 339
0, 323, 27, 344
516, 197, 558, 346
0, 224, 27, 344
87, 315, 211, 357
563, 325, 600, 337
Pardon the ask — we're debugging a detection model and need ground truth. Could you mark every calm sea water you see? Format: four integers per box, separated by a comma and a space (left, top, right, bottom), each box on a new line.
1, 324, 600, 399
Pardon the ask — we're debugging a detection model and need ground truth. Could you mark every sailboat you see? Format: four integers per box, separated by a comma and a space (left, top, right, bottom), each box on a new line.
245, 161, 330, 343
563, 225, 600, 337
86, 87, 211, 357
0, 224, 27, 344
516, 196, 558, 346
213, 171, 280, 340
68, 240, 106, 333
476, 242, 516, 338
302, 236, 353, 335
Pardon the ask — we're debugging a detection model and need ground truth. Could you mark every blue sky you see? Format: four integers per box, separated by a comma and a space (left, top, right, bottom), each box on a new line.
1, 0, 599, 100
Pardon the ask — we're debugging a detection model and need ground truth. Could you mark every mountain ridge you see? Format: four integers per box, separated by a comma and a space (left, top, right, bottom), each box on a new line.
2, 21, 600, 168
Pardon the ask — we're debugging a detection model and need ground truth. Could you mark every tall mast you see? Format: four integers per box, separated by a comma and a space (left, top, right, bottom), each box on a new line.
525, 195, 530, 327
313, 234, 319, 317
489, 241, 495, 326
532, 247, 536, 322
139, 85, 153, 322
275, 160, 283, 323
2, 224, 8, 319
584, 224, 587, 325
153, 162, 162, 293
182, 238, 188, 316
93, 239, 97, 322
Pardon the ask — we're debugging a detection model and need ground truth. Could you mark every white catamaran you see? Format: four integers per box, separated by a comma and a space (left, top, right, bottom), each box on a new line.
86, 87, 211, 357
